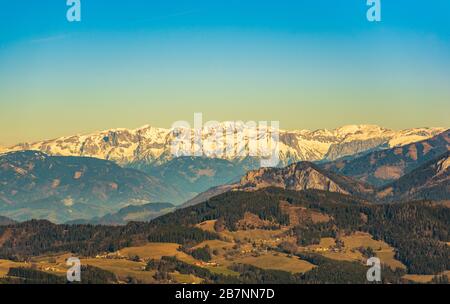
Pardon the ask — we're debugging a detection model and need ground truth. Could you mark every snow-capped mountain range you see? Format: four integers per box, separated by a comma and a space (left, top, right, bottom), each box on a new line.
2, 124, 445, 167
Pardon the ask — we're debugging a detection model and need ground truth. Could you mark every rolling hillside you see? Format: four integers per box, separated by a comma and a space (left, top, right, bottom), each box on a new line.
67, 202, 176, 225
0, 151, 183, 222
378, 152, 450, 202
0, 188, 448, 281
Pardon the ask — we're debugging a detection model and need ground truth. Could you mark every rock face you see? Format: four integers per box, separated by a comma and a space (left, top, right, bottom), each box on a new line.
324, 138, 389, 161
182, 150, 450, 208
3, 124, 444, 166
322, 129, 450, 186
5, 126, 171, 166
0, 151, 183, 223
240, 163, 345, 193
239, 162, 374, 197
180, 162, 375, 208
378, 151, 450, 202
437, 155, 450, 174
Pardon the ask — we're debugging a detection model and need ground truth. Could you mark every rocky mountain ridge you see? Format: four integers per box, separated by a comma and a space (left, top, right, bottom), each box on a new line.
3, 124, 444, 167
323, 129, 450, 186
239, 162, 374, 196
183, 149, 450, 208
378, 151, 450, 202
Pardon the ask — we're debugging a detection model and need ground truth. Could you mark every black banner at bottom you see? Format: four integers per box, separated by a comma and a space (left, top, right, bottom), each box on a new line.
0, 284, 447, 303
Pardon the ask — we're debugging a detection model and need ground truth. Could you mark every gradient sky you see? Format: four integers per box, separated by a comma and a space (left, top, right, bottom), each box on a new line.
0, 0, 449, 145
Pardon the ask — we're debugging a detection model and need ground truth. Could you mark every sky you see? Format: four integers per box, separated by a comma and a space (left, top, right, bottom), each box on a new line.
0, 0, 449, 145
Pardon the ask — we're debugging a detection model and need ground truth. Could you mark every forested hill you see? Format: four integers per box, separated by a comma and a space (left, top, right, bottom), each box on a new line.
0, 188, 448, 275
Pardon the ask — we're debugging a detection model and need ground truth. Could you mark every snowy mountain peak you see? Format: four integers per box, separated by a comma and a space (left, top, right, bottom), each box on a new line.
334, 124, 386, 135
3, 124, 446, 166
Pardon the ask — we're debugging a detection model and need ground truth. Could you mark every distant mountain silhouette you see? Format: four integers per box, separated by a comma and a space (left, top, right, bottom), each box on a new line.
0, 151, 183, 223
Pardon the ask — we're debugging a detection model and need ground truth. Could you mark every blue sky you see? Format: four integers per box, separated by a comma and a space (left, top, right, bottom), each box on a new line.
1, 1, 450, 40
0, 0, 449, 145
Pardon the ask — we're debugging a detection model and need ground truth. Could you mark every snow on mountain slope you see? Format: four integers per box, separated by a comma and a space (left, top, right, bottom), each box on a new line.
323, 125, 445, 161
322, 129, 450, 187
387, 128, 446, 147
3, 124, 445, 167
6, 126, 170, 166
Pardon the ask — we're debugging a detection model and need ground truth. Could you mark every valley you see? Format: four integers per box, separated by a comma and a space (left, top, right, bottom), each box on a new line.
0, 126, 448, 284
0, 188, 448, 284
